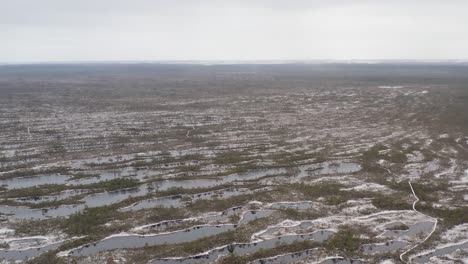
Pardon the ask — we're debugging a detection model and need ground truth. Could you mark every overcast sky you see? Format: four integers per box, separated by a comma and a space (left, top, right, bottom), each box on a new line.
2, 0, 468, 63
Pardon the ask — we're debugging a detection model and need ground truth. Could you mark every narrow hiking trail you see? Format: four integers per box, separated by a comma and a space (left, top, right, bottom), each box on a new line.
383, 168, 438, 263
186, 126, 195, 138
399, 180, 438, 263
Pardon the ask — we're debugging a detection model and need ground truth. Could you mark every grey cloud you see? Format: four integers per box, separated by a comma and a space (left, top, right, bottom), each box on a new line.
1, 0, 468, 62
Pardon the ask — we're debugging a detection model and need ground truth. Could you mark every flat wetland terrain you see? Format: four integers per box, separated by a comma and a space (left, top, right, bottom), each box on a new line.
0, 63, 467, 263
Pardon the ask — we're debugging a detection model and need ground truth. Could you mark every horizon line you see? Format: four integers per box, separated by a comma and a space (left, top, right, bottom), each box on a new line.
2, 59, 468, 66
